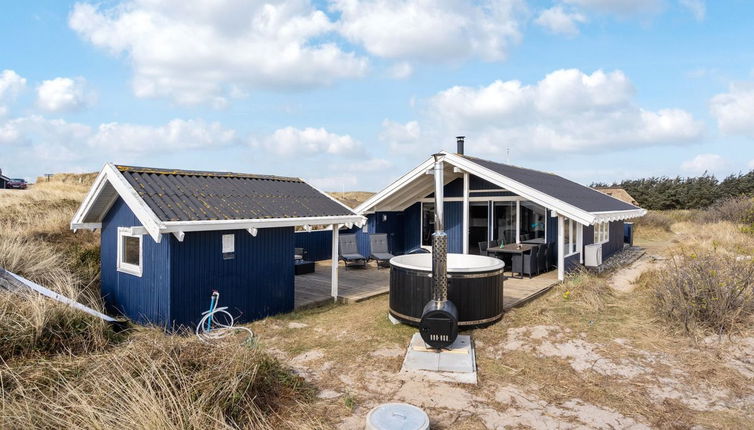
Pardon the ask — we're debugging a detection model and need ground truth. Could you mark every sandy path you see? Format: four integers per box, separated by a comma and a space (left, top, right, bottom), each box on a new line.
609, 255, 658, 293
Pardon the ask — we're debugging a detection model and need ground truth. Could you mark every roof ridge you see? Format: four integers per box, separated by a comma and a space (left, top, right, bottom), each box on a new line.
115, 165, 301, 182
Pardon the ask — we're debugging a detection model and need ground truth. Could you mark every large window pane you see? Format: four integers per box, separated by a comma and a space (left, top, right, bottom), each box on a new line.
520, 202, 546, 241
469, 202, 489, 253
493, 202, 516, 245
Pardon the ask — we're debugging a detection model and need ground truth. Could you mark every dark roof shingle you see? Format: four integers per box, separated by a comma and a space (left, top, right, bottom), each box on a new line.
116, 165, 354, 222
463, 156, 639, 212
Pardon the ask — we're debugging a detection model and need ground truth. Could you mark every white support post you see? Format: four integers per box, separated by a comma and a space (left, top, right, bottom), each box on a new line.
577, 223, 583, 264
557, 215, 565, 281
462, 172, 470, 254
515, 200, 521, 244
331, 224, 339, 301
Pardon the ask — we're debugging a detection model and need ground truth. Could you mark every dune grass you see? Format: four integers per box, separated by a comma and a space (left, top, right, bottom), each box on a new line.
0, 182, 318, 429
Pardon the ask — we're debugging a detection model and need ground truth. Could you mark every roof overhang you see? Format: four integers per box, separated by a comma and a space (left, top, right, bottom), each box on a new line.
355, 151, 646, 226
71, 163, 366, 242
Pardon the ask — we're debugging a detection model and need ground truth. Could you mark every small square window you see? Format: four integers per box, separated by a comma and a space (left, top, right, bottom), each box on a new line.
117, 227, 142, 277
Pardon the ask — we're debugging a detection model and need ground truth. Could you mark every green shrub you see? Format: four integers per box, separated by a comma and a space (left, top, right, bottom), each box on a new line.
651, 252, 754, 336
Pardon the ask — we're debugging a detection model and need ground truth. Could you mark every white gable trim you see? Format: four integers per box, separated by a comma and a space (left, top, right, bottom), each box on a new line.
71, 163, 165, 242
354, 156, 437, 214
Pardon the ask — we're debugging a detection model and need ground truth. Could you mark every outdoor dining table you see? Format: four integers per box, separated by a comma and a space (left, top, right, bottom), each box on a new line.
486, 243, 537, 278
486, 243, 537, 256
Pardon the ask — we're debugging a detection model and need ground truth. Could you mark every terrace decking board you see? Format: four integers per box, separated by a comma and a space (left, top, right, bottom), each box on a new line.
294, 261, 558, 311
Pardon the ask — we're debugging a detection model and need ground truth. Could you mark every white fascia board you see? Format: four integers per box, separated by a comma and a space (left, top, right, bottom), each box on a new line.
592, 209, 647, 224
441, 152, 596, 225
102, 163, 165, 242
160, 215, 366, 233
70, 222, 102, 230
70, 166, 110, 228
354, 156, 436, 214
69, 163, 165, 242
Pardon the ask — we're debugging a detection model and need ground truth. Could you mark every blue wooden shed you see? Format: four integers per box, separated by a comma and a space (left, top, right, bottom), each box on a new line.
71, 164, 364, 329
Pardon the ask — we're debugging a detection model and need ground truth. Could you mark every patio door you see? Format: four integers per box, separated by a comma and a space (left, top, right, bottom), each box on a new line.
468, 202, 489, 254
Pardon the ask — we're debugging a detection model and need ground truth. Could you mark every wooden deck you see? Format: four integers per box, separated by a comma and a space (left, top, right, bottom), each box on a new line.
294, 260, 559, 310
295, 260, 390, 309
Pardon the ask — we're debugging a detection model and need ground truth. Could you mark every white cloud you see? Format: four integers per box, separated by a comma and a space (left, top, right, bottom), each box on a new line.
679, 0, 705, 21
0, 70, 26, 116
387, 62, 413, 79
307, 174, 358, 191
36, 77, 94, 112
681, 153, 727, 174
331, 0, 526, 62
535, 6, 587, 35
563, 0, 664, 16
748, 159, 754, 170
0, 115, 237, 164
420, 68, 703, 155
89, 119, 237, 153
710, 83, 754, 138
256, 126, 362, 156
69, 0, 368, 105
341, 157, 392, 172
379, 119, 422, 154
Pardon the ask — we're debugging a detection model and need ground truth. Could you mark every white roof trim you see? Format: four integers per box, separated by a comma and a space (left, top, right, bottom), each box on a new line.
356, 151, 645, 226
354, 156, 437, 214
71, 164, 365, 241
592, 209, 647, 223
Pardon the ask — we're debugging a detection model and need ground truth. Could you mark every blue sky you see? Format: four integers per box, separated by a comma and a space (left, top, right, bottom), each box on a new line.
1, 0, 754, 191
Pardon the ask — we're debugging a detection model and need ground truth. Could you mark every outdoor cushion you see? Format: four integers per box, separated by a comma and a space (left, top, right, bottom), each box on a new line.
371, 252, 393, 260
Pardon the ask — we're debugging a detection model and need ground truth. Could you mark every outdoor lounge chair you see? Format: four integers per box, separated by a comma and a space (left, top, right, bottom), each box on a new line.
512, 245, 539, 278
369, 233, 394, 268
339, 234, 367, 269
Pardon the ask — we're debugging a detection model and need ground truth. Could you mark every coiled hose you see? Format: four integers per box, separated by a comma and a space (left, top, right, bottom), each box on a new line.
195, 291, 254, 343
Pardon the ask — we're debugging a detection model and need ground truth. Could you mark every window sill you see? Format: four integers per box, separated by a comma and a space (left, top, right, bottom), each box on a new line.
117, 265, 142, 277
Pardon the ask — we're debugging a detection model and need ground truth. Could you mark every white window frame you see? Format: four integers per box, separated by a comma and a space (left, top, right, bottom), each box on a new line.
594, 222, 610, 244
117, 227, 143, 277
565, 219, 578, 257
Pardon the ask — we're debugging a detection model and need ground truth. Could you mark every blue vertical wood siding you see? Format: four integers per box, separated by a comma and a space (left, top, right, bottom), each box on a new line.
101, 197, 295, 329
603, 220, 625, 259
100, 198, 171, 326
403, 203, 421, 251
169, 227, 294, 328
294, 230, 332, 261
398, 201, 462, 253
582, 220, 624, 261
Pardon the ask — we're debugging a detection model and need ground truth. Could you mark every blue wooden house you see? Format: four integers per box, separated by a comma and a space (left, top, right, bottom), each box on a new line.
71, 164, 363, 328
353, 139, 646, 281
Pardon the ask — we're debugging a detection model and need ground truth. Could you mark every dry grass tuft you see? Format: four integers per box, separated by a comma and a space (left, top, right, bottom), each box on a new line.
696, 196, 754, 225
0, 332, 317, 429
560, 269, 615, 313
649, 251, 754, 337
633, 210, 673, 232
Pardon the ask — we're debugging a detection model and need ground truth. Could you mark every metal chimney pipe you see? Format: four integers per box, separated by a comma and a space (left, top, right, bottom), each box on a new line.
456, 136, 465, 155
432, 153, 448, 302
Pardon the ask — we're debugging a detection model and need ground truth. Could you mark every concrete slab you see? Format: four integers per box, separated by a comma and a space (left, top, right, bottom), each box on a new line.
400, 333, 477, 384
